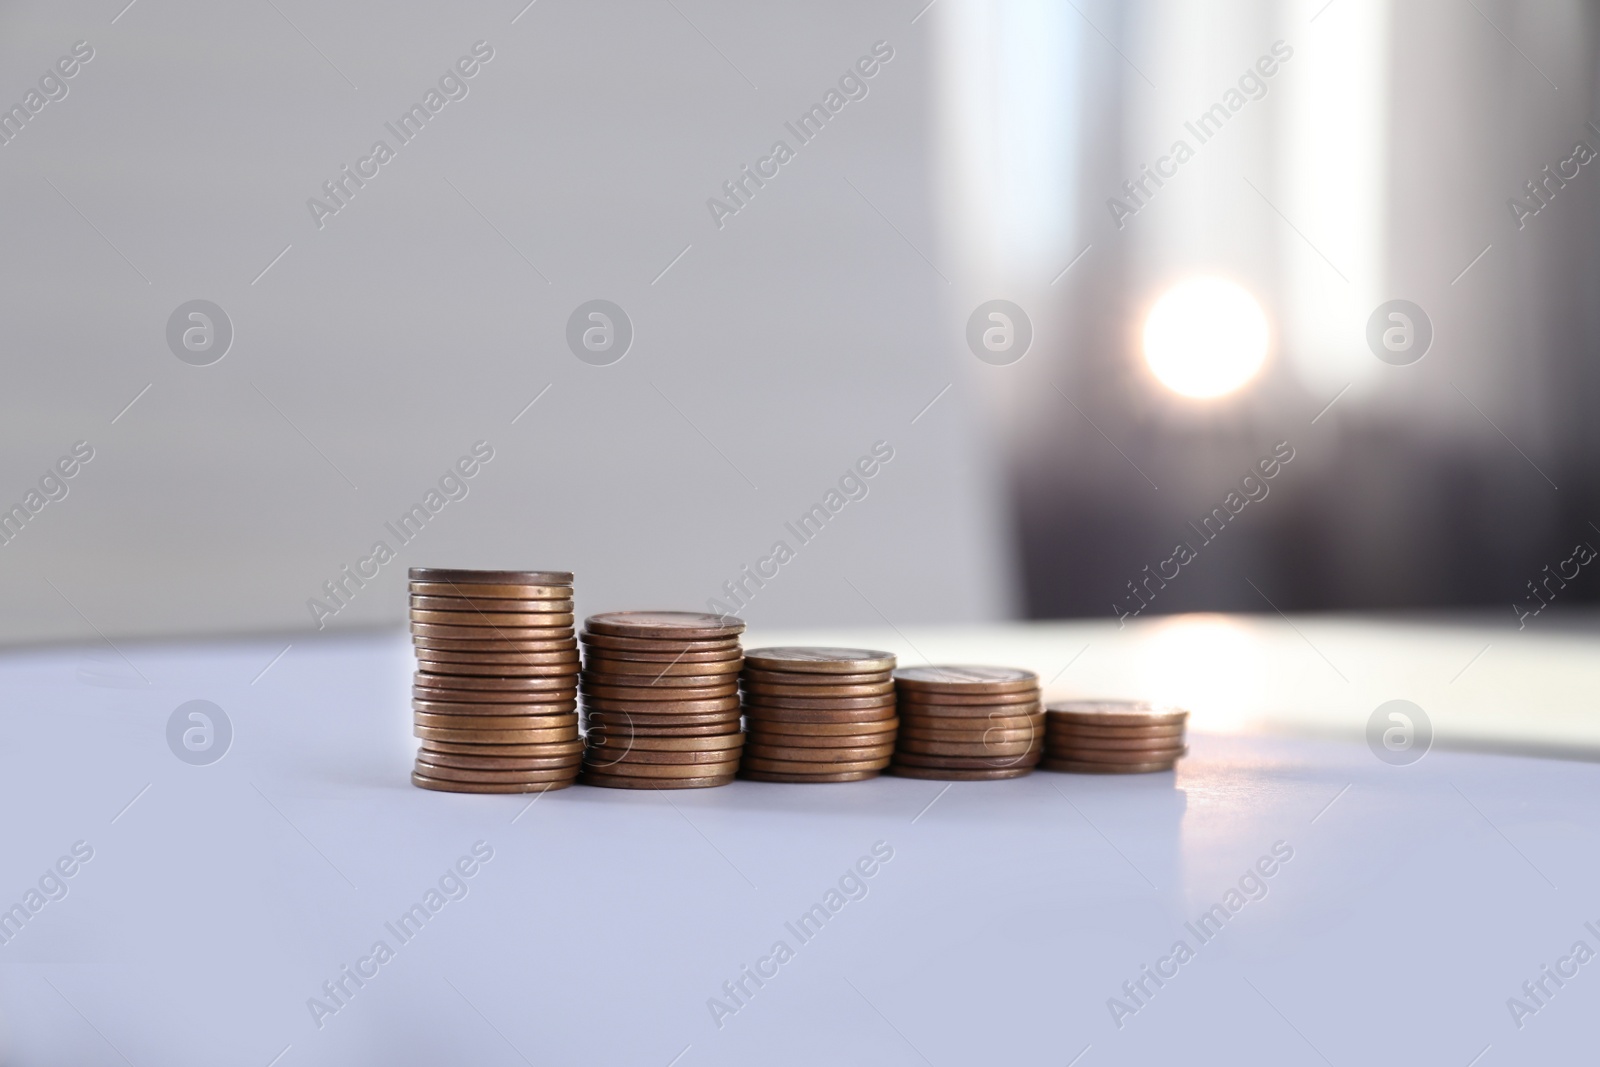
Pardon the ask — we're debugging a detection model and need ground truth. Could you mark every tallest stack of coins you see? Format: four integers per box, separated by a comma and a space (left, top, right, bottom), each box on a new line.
408, 568, 582, 793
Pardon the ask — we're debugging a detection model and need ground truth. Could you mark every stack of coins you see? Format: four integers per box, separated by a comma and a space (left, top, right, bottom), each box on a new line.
738, 647, 899, 783
889, 666, 1044, 781
579, 611, 746, 789
1042, 700, 1188, 773
408, 567, 581, 793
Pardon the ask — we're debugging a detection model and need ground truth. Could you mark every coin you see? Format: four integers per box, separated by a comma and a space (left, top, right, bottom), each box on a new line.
897, 738, 1036, 758
1048, 745, 1188, 763
414, 637, 578, 653
583, 657, 743, 676
583, 648, 744, 666
580, 771, 735, 789
415, 647, 580, 663
409, 582, 573, 600
584, 745, 744, 765
893, 665, 1039, 693
898, 725, 1039, 744
409, 567, 573, 585
743, 694, 896, 711
742, 743, 894, 762
412, 609, 574, 627
412, 621, 576, 638
413, 699, 577, 715
421, 739, 585, 758
417, 749, 586, 770
895, 689, 1041, 707
411, 772, 573, 794
414, 760, 579, 784
740, 668, 891, 687
739, 769, 881, 783
888, 765, 1032, 781
1047, 735, 1188, 753
586, 721, 742, 738
410, 596, 573, 613
742, 647, 898, 674
1040, 757, 1178, 774
898, 709, 1043, 728
582, 697, 741, 715
582, 678, 740, 697
580, 632, 740, 653
585, 758, 741, 779
744, 705, 896, 724
1047, 722, 1186, 740
584, 733, 745, 752
415, 672, 576, 691
748, 717, 899, 737
892, 751, 1040, 769
414, 710, 578, 729
584, 611, 745, 640
415, 725, 580, 744
1045, 700, 1189, 727
741, 756, 887, 774
741, 681, 895, 698
415, 660, 579, 677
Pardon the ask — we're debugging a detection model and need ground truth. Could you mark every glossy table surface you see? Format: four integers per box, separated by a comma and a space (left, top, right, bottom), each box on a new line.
2, 613, 1596, 1065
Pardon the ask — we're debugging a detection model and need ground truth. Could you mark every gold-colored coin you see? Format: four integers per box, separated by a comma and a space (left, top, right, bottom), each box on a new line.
579, 770, 735, 789
742, 647, 897, 674
411, 771, 573, 793
408, 567, 572, 585
584, 611, 745, 640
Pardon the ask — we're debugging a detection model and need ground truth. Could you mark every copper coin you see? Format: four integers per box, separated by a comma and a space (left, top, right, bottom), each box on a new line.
415, 645, 579, 663
746, 733, 898, 753
414, 637, 577, 653
408, 567, 572, 585
414, 711, 578, 729
741, 668, 891, 687
741, 680, 895, 698
584, 758, 741, 778
415, 672, 576, 691
741, 756, 887, 774
415, 760, 579, 783
745, 705, 895, 724
414, 687, 579, 706
412, 609, 573, 627
897, 738, 1037, 758
1047, 735, 1188, 752
898, 725, 1039, 744
897, 701, 1042, 719
409, 582, 573, 600
893, 751, 1041, 770
1040, 757, 1178, 774
742, 743, 894, 762
582, 657, 743, 676
582, 648, 743, 666
579, 771, 734, 790
740, 769, 881, 783
1047, 722, 1186, 741
584, 716, 742, 733
586, 721, 741, 738
413, 699, 577, 715
585, 746, 744, 766
746, 717, 899, 737
1047, 745, 1188, 764
888, 765, 1032, 781
1045, 700, 1189, 727
411, 596, 573, 613
582, 678, 740, 697
414, 725, 580, 744
412, 621, 576, 639
584, 611, 745, 640
898, 708, 1043, 727
584, 733, 745, 752
584, 707, 742, 723
582, 696, 741, 715
893, 665, 1039, 693
895, 689, 1041, 707
580, 632, 740, 653
422, 737, 584, 756
417, 749, 586, 770
742, 694, 896, 711
742, 647, 897, 674
415, 660, 579, 678
411, 772, 573, 794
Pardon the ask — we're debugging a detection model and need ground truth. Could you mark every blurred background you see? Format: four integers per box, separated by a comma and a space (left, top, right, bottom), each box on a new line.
1, 0, 1597, 645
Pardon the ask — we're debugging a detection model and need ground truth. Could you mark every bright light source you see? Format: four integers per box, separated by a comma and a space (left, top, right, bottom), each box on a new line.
1142, 277, 1269, 398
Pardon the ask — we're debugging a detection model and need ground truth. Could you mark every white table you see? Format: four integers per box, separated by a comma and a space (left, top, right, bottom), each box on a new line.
2, 614, 1595, 1065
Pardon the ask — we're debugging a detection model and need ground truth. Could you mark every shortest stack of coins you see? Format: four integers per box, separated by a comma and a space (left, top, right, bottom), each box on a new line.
580, 611, 746, 789
890, 666, 1044, 781
1042, 700, 1188, 773
408, 567, 581, 793
739, 647, 899, 783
